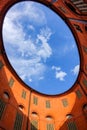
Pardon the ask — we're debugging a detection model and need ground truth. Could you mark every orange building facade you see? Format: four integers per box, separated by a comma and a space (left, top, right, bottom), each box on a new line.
0, 0, 87, 130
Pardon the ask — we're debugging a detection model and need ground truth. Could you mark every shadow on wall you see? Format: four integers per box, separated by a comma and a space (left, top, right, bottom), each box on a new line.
0, 64, 32, 130
0, 61, 87, 130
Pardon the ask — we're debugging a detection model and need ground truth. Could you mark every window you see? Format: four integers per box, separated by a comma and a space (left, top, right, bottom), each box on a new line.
21, 90, 26, 99
59, 6, 67, 13
19, 105, 24, 110
83, 104, 87, 110
46, 100, 50, 108
66, 114, 73, 119
62, 99, 68, 107
83, 79, 87, 88
32, 112, 38, 117
85, 26, 87, 31
0, 99, 6, 120
31, 120, 38, 130
3, 92, 10, 100
83, 46, 87, 54
74, 24, 82, 33
14, 112, 23, 130
9, 77, 14, 87
67, 121, 77, 130
0, 61, 4, 69
46, 116, 53, 120
65, 2, 76, 13
51, 0, 57, 3
33, 96, 38, 105
46, 124, 54, 130
76, 89, 82, 99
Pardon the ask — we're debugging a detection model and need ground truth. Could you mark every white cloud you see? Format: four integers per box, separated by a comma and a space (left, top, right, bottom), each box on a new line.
56, 71, 67, 81
28, 25, 35, 31
52, 66, 67, 81
6, 2, 46, 26
52, 66, 61, 71
72, 65, 80, 75
37, 28, 52, 61
3, 2, 53, 82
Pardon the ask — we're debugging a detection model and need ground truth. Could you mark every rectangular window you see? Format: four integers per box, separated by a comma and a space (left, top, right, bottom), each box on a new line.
62, 99, 68, 107
33, 96, 38, 105
46, 124, 54, 130
0, 99, 6, 120
76, 89, 82, 99
83, 79, 87, 88
0, 61, 4, 69
31, 120, 38, 130
46, 100, 50, 108
51, 0, 57, 3
21, 90, 26, 99
14, 112, 23, 130
59, 6, 67, 13
67, 121, 77, 130
9, 77, 14, 87
83, 46, 87, 54
74, 24, 82, 33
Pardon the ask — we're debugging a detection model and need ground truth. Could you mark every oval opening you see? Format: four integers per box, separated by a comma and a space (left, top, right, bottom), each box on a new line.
3, 92, 10, 100
2, 1, 80, 95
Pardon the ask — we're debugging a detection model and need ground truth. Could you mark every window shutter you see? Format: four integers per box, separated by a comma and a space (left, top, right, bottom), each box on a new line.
14, 112, 23, 130
0, 99, 6, 119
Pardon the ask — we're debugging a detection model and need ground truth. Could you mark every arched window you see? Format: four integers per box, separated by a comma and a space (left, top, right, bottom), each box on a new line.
66, 114, 73, 119
46, 116, 53, 120
3, 92, 10, 100
32, 112, 38, 117
83, 104, 87, 112
19, 105, 24, 110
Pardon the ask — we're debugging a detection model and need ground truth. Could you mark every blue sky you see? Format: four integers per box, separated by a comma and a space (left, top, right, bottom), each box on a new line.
3, 1, 80, 95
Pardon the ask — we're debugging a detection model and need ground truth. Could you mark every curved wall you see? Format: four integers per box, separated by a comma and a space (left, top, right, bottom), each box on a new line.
0, 0, 87, 130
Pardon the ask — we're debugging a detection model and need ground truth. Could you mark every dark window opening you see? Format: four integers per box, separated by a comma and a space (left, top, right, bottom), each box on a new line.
76, 89, 82, 99
83, 79, 87, 88
0, 99, 6, 120
67, 121, 77, 130
0, 61, 4, 69
74, 24, 83, 33
85, 25, 87, 31
65, 2, 76, 13
14, 112, 23, 130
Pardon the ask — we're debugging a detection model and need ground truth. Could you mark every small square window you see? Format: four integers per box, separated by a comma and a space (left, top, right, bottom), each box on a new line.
9, 77, 14, 87
83, 79, 87, 88
76, 89, 82, 99
62, 99, 68, 107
